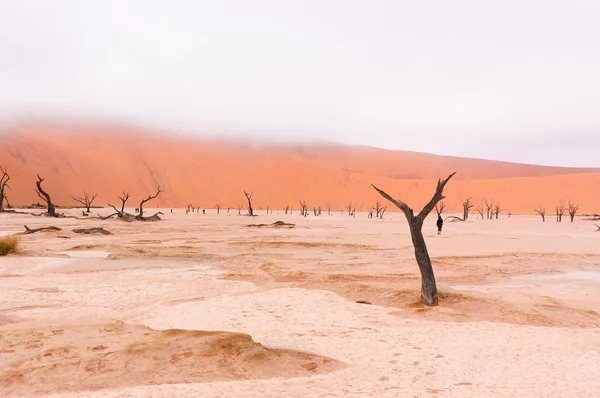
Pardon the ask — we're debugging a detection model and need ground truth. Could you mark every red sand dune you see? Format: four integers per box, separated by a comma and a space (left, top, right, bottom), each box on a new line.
1, 121, 599, 214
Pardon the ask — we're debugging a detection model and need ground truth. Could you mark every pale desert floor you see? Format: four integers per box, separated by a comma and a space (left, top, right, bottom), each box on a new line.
1, 209, 600, 397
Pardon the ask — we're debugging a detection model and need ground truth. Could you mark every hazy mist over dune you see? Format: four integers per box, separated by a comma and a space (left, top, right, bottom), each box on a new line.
1, 1, 600, 166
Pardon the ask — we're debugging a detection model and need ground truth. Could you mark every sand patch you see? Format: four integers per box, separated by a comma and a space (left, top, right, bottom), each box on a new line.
0, 321, 344, 397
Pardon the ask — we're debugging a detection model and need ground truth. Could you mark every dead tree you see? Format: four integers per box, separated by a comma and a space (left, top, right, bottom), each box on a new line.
346, 203, 353, 216
483, 198, 493, 219
475, 205, 484, 219
318, 206, 322, 216
372, 201, 385, 218
4, 195, 12, 209
243, 191, 254, 216
0, 166, 10, 212
372, 172, 456, 306
237, 204, 243, 215
137, 186, 164, 219
108, 191, 134, 221
461, 197, 474, 221
434, 201, 446, 217
313, 207, 318, 216
215, 204, 221, 214
327, 204, 331, 216
555, 202, 566, 222
379, 205, 387, 219
568, 202, 579, 222
299, 200, 308, 217
71, 191, 98, 213
493, 204, 502, 219
284, 205, 290, 215
534, 206, 546, 222
35, 174, 57, 217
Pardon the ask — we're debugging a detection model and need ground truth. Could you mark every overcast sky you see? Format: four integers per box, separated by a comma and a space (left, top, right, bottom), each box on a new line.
1, 1, 599, 166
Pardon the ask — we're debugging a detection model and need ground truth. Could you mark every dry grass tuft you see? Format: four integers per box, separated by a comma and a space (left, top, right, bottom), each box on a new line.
0, 235, 19, 256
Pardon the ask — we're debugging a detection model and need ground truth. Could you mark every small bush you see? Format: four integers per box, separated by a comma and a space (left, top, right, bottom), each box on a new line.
0, 235, 19, 256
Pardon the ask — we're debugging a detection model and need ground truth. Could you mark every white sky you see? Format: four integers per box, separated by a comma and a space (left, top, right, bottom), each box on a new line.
1, 1, 599, 166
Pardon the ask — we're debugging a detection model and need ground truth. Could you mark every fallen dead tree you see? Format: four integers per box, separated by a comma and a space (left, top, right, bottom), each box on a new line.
72, 227, 112, 235
247, 221, 295, 229
445, 216, 465, 222
105, 187, 164, 221
17, 225, 62, 235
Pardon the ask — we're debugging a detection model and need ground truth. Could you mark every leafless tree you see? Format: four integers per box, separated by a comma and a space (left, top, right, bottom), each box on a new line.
299, 200, 308, 217
434, 201, 446, 217
372, 172, 456, 306
461, 197, 474, 221
237, 204, 243, 215
475, 205, 484, 219
313, 206, 318, 216
483, 198, 493, 219
71, 191, 98, 213
534, 206, 546, 222
372, 201, 386, 218
136, 186, 163, 219
379, 205, 387, 219
346, 203, 353, 216
285, 205, 290, 215
318, 206, 322, 216
352, 207, 356, 218
555, 202, 566, 222
568, 202, 579, 222
215, 203, 221, 214
4, 195, 12, 209
35, 174, 57, 217
327, 204, 331, 216
243, 191, 254, 216
493, 203, 503, 219
0, 166, 10, 212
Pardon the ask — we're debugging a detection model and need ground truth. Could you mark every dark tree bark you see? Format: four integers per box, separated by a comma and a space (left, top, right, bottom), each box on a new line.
0, 166, 10, 212
243, 191, 254, 216
72, 227, 111, 235
137, 186, 164, 219
18, 225, 62, 235
555, 202, 566, 222
372, 172, 456, 306
534, 206, 546, 222
568, 202, 579, 222
71, 191, 98, 213
35, 174, 57, 217
461, 197, 474, 221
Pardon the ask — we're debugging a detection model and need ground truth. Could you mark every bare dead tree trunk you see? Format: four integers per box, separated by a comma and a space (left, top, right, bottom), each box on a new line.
71, 191, 98, 213
299, 200, 307, 217
4, 195, 12, 209
35, 174, 57, 217
372, 201, 385, 218
243, 191, 254, 216
483, 199, 493, 220
493, 204, 502, 219
475, 205, 484, 219
555, 202, 566, 222
137, 186, 164, 219
534, 206, 546, 222
318, 206, 321, 216
216, 204, 221, 214
237, 205, 243, 215
568, 202, 579, 222
434, 201, 445, 217
327, 205, 331, 216
285, 205, 289, 215
380, 205, 387, 219
461, 197, 474, 221
0, 166, 10, 212
346, 203, 353, 216
372, 172, 456, 306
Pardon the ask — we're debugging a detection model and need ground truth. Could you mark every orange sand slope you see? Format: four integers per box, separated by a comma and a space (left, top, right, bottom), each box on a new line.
1, 121, 599, 214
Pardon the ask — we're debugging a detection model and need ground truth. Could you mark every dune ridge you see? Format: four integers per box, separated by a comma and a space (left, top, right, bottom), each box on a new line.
1, 121, 599, 214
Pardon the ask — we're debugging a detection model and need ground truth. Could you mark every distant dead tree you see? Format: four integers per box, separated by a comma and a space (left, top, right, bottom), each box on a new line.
285, 205, 290, 215
299, 200, 308, 217
352, 207, 356, 218
379, 205, 387, 219
215, 203, 221, 214
0, 166, 10, 212
237, 204, 243, 215
555, 202, 566, 222
461, 197, 474, 221
136, 186, 163, 219
475, 205, 484, 219
313, 207, 318, 216
534, 206, 546, 222
71, 191, 98, 213
493, 203, 503, 219
327, 204, 331, 216
318, 206, 322, 216
35, 174, 57, 217
372, 172, 456, 306
372, 201, 385, 218
434, 201, 446, 217
346, 203, 353, 216
227, 207, 230, 213
243, 191, 254, 216
483, 198, 493, 219
568, 202, 579, 222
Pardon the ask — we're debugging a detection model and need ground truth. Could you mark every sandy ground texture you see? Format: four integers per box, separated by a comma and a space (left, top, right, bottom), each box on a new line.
1, 208, 600, 397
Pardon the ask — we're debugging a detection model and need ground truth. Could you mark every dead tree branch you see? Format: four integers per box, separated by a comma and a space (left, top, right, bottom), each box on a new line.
534, 206, 546, 222
243, 191, 254, 216
0, 166, 10, 212
34, 174, 57, 217
137, 186, 163, 219
72, 227, 112, 235
71, 191, 98, 213
17, 225, 62, 235
371, 171, 456, 306
461, 197, 474, 221
568, 202, 579, 222
434, 201, 446, 217
555, 202, 566, 222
